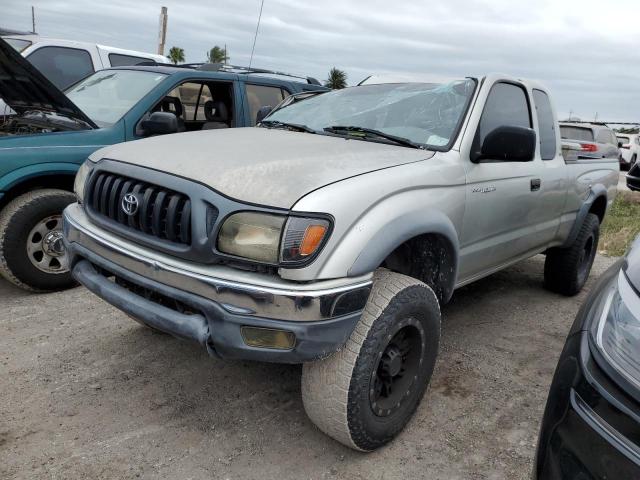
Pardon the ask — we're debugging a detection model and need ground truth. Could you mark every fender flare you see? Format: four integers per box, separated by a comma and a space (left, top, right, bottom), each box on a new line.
0, 162, 79, 193
348, 209, 459, 301
562, 184, 608, 248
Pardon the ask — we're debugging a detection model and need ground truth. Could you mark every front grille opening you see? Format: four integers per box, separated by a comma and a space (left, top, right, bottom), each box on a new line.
88, 172, 192, 245
95, 264, 201, 316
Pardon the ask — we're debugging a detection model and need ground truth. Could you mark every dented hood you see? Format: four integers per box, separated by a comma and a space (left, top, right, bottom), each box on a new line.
91, 127, 434, 208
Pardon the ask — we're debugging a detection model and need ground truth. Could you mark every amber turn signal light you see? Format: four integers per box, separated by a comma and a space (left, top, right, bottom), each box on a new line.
300, 224, 327, 256
281, 217, 331, 264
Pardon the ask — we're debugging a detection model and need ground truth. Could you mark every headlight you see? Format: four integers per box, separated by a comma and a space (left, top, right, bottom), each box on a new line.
218, 212, 286, 263
74, 161, 93, 203
590, 270, 640, 393
217, 212, 331, 265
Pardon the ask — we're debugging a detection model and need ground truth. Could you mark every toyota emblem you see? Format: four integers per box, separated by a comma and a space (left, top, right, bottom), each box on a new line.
122, 193, 139, 216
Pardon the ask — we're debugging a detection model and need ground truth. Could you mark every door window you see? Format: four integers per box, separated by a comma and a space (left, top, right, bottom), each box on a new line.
27, 46, 94, 90
532, 90, 557, 160
246, 84, 289, 126
477, 82, 531, 145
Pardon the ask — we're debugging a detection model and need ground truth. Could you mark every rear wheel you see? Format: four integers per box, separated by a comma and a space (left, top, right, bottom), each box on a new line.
544, 213, 599, 296
301, 270, 440, 451
0, 189, 77, 292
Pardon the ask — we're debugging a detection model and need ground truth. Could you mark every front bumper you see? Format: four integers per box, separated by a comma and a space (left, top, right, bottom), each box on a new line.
627, 173, 640, 192
533, 263, 640, 478
63, 203, 372, 363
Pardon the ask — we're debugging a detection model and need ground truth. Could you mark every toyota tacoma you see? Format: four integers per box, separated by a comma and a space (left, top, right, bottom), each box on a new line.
63, 74, 619, 451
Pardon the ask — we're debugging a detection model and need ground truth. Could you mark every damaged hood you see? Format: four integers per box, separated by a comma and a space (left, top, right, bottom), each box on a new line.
91, 127, 434, 208
0, 37, 96, 127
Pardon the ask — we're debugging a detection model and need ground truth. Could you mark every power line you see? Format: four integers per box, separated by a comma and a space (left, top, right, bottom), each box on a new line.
249, 0, 265, 69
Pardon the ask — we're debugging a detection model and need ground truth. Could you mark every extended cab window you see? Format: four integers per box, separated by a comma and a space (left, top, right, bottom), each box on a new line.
27, 46, 94, 90
108, 53, 152, 67
478, 82, 531, 146
533, 90, 557, 160
246, 84, 289, 126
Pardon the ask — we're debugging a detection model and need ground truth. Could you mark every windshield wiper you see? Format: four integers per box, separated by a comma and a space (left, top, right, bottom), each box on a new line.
323, 125, 424, 149
260, 120, 317, 134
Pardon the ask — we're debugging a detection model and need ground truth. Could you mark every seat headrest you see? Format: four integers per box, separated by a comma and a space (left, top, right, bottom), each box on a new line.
204, 100, 229, 123
161, 96, 183, 117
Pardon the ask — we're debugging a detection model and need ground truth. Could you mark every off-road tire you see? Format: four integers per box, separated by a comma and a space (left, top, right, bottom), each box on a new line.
0, 189, 76, 292
544, 213, 599, 296
301, 270, 441, 451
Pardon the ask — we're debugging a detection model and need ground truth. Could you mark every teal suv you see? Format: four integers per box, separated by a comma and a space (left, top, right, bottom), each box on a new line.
0, 37, 325, 291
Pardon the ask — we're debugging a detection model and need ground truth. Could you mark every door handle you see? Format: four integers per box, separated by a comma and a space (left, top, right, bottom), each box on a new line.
531, 178, 541, 191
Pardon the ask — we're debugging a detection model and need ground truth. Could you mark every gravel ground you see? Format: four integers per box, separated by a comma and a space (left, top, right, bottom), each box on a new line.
1, 254, 617, 480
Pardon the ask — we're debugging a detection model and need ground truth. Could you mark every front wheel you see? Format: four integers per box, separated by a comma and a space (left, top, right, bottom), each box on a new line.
0, 189, 77, 292
301, 270, 441, 451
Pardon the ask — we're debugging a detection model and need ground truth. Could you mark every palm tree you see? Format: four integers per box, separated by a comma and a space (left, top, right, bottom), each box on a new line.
167, 46, 185, 65
325, 67, 347, 89
207, 46, 229, 64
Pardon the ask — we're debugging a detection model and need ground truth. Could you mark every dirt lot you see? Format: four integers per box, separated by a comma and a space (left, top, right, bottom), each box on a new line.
1, 254, 616, 480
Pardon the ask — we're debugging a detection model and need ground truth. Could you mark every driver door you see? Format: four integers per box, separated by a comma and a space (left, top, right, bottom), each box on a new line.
458, 81, 543, 282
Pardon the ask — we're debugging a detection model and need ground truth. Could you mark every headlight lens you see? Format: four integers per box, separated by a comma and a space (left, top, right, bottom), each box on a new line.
74, 161, 93, 203
217, 212, 331, 265
590, 271, 640, 392
217, 212, 285, 264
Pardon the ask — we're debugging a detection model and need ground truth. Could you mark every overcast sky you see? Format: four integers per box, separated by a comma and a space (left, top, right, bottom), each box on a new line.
4, 0, 640, 122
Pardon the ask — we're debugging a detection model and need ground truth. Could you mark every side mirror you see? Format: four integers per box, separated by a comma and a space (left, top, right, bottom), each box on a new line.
618, 142, 623, 148
472, 126, 536, 163
140, 112, 178, 136
256, 105, 273, 124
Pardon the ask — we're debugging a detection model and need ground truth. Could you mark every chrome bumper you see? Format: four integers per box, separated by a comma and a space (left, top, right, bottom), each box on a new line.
62, 203, 372, 322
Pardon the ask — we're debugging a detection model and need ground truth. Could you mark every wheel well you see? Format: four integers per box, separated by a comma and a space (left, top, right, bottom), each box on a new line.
589, 195, 607, 223
0, 174, 75, 210
380, 233, 456, 304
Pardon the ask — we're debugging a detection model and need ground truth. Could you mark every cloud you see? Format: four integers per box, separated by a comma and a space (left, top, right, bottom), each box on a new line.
3, 0, 640, 121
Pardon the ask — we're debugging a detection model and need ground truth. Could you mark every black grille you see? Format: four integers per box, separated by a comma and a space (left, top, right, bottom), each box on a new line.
88, 172, 192, 245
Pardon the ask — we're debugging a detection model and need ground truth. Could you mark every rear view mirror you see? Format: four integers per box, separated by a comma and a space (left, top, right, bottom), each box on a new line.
472, 126, 536, 163
140, 112, 178, 136
256, 105, 273, 124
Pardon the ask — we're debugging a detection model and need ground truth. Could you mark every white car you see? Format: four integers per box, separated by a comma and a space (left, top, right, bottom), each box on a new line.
1, 31, 168, 115
617, 133, 640, 169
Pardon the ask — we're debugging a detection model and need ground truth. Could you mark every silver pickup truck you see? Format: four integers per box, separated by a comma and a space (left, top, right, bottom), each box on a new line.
63, 74, 618, 451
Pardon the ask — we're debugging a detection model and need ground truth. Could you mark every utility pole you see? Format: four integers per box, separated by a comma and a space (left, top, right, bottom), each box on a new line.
157, 6, 168, 56
31, 6, 36, 34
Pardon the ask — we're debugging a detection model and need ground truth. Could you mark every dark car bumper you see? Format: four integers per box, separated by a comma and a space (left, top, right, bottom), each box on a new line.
627, 173, 640, 192
533, 262, 640, 479
63, 204, 371, 364
626, 164, 640, 191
